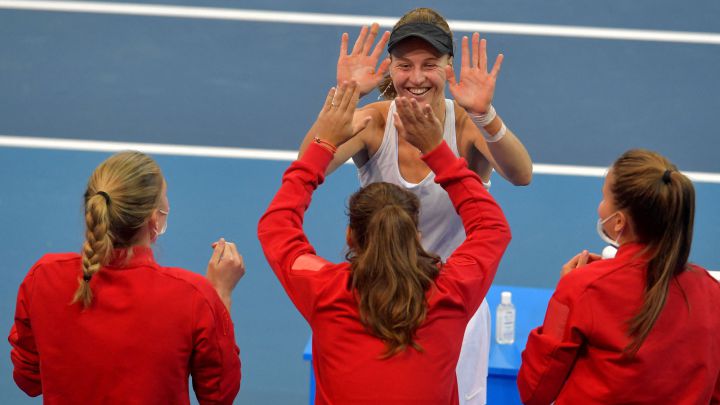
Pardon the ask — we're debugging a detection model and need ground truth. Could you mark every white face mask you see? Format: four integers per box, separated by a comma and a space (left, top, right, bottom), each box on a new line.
596, 212, 622, 248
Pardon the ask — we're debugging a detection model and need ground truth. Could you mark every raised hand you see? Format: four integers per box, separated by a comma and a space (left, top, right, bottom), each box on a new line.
445, 33, 504, 115
311, 81, 371, 148
337, 23, 391, 98
393, 97, 443, 154
207, 238, 246, 310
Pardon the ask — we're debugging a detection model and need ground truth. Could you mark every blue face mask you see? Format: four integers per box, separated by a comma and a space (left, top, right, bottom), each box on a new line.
596, 212, 622, 248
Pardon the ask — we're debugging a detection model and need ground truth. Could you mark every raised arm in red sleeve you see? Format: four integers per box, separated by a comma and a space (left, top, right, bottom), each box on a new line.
423, 140, 512, 317
257, 142, 334, 319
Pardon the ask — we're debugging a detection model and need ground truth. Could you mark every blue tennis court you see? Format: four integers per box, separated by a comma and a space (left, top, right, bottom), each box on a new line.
1, 1, 719, 403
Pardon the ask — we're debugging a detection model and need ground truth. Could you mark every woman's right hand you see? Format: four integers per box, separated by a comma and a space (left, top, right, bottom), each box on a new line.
337, 23, 391, 98
311, 81, 371, 148
207, 238, 246, 310
393, 97, 443, 154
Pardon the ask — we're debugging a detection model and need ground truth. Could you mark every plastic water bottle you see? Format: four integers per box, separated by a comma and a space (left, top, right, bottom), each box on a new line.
496, 291, 516, 345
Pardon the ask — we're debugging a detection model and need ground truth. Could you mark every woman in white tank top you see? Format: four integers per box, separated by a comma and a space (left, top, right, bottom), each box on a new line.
299, 8, 532, 405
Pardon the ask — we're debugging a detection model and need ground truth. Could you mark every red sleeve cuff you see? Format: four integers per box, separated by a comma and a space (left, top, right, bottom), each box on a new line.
420, 141, 458, 175
301, 142, 335, 175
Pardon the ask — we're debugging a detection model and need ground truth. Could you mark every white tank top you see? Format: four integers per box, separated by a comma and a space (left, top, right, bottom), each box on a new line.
357, 99, 490, 261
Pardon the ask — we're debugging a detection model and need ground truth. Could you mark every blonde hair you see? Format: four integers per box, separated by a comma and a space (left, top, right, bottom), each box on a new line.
73, 151, 164, 308
611, 149, 695, 355
378, 8, 453, 100
347, 182, 441, 358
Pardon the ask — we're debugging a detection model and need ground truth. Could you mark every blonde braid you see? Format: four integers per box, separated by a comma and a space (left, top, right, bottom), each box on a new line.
73, 194, 114, 307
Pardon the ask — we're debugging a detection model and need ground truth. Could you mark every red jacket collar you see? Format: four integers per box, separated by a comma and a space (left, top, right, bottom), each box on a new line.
615, 242, 651, 262
105, 246, 156, 269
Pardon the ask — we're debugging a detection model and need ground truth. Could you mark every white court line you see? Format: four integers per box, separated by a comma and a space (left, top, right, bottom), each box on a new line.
0, 0, 719, 45
2, 135, 720, 184
0, 134, 297, 161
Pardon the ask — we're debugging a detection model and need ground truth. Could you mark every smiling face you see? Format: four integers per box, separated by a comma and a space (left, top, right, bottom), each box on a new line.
389, 37, 451, 108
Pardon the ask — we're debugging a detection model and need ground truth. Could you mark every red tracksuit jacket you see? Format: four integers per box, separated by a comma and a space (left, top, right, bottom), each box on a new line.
258, 141, 511, 405
9, 246, 240, 404
518, 242, 720, 404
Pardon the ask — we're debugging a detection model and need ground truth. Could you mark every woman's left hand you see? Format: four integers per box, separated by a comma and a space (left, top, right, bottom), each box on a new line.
445, 33, 504, 115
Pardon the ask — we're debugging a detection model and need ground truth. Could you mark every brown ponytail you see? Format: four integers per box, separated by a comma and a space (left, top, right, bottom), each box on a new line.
610, 149, 695, 355
376, 8, 454, 100
72, 151, 164, 308
347, 182, 440, 358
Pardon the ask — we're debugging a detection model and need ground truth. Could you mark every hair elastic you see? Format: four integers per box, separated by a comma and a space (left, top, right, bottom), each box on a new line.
96, 191, 111, 205
662, 169, 672, 184
83, 273, 92, 282
314, 137, 337, 154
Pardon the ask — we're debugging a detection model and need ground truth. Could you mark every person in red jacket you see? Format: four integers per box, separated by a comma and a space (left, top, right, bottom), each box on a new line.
258, 81, 511, 405
9, 151, 244, 404
517, 149, 720, 404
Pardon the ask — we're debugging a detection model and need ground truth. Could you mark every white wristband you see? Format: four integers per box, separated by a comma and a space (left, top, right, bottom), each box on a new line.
468, 104, 497, 127
482, 122, 507, 143
469, 105, 506, 143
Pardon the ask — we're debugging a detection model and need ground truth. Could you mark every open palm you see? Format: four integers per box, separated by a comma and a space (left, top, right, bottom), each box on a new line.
337, 23, 391, 97
445, 34, 504, 115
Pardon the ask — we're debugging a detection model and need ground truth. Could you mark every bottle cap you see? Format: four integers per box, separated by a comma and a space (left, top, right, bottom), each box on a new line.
501, 291, 512, 304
